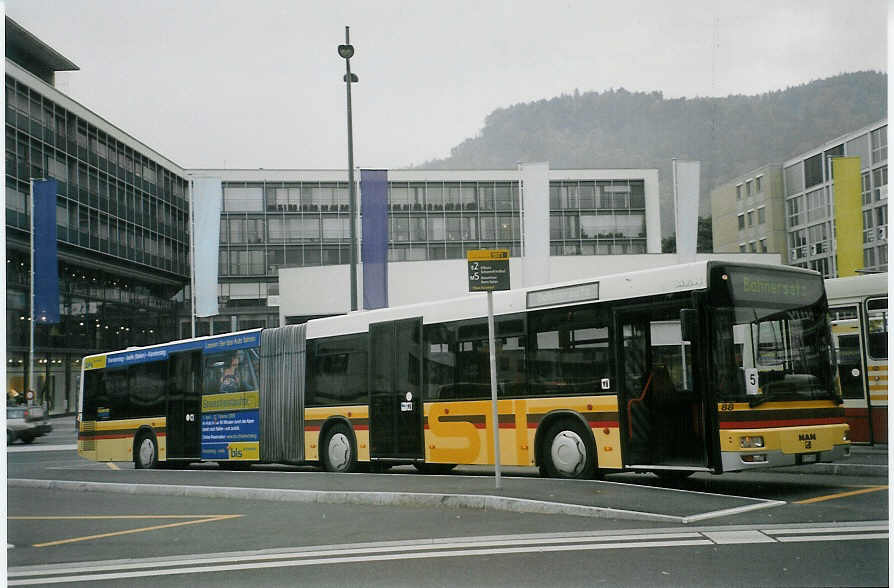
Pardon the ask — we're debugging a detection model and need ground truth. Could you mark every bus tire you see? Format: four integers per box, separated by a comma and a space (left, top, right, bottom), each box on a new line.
133, 431, 158, 469
7, 430, 15, 445
413, 463, 457, 475
541, 418, 596, 479
321, 423, 358, 473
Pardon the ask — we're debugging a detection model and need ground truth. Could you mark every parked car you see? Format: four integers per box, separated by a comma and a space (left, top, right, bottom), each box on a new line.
7, 405, 52, 444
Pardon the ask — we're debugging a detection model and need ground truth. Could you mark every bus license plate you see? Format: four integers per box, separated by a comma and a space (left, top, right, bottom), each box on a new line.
801, 453, 818, 464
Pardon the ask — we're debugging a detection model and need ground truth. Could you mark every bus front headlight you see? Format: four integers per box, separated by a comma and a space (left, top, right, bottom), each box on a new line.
740, 435, 765, 449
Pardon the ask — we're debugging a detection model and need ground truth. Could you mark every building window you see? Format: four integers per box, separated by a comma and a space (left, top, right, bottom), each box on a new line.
739, 244, 746, 253
747, 210, 754, 227
871, 126, 887, 164
749, 241, 756, 253
746, 180, 753, 197
223, 186, 263, 212
760, 239, 767, 253
757, 207, 766, 224
737, 214, 745, 230
736, 184, 743, 200
804, 154, 823, 189
873, 166, 888, 201
755, 175, 763, 193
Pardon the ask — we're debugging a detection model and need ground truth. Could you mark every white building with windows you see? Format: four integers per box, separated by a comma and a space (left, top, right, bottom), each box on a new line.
711, 119, 887, 277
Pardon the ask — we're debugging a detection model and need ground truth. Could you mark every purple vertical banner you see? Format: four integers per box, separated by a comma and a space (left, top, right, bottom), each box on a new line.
32, 179, 60, 323
360, 169, 388, 309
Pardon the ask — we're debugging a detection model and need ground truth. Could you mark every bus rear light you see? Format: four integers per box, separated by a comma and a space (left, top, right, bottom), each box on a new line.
741, 454, 767, 463
739, 435, 764, 448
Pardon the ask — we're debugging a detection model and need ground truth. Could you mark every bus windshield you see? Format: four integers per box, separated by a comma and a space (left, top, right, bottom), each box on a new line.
709, 267, 837, 405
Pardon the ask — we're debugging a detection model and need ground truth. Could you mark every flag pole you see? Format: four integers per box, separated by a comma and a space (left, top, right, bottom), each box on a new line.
28, 179, 35, 407
188, 179, 196, 338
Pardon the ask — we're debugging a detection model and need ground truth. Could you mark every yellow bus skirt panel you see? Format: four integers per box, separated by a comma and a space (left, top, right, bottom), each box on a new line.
77, 417, 166, 462
423, 396, 622, 469
304, 406, 370, 462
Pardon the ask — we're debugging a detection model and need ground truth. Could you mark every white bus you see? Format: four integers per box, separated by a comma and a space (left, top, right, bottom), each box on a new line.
825, 272, 888, 444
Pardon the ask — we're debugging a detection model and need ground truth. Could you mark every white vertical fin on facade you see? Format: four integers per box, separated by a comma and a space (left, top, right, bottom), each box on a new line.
519, 162, 550, 286
193, 177, 223, 317
673, 160, 700, 263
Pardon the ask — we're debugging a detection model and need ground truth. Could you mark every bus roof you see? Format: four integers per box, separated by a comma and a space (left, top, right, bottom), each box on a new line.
82, 328, 263, 366
825, 272, 889, 302
305, 260, 813, 340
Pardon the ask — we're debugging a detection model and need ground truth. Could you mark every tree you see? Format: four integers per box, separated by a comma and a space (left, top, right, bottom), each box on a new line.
661, 217, 714, 253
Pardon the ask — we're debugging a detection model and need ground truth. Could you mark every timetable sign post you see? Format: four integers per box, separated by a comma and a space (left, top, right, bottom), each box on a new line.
466, 249, 510, 490
467, 249, 510, 292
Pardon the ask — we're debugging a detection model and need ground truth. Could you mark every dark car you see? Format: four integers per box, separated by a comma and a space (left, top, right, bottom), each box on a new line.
7, 406, 52, 444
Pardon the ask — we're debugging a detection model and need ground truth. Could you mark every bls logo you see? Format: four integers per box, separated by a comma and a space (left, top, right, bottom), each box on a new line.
230, 447, 243, 458
798, 433, 817, 441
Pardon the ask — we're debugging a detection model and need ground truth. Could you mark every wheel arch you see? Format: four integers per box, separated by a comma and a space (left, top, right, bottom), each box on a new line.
533, 410, 595, 468
318, 416, 356, 454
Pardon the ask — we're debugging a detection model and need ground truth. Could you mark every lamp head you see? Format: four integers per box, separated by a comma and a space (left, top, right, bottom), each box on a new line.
338, 44, 354, 59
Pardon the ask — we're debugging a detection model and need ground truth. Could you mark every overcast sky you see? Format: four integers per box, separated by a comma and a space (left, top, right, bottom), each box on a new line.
5, 0, 889, 170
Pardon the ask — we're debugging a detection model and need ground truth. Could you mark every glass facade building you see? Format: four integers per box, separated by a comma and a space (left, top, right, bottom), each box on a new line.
197, 169, 657, 337
5, 21, 191, 413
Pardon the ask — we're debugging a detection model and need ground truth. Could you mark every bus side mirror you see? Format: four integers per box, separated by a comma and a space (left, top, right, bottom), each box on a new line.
680, 309, 698, 342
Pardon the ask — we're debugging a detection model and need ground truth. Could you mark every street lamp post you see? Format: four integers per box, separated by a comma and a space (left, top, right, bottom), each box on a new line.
338, 27, 359, 311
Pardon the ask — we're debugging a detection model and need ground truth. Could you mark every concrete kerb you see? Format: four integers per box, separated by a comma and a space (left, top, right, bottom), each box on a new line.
8, 478, 682, 523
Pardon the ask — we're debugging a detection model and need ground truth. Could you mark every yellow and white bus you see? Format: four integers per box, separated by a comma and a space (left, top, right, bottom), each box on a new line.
79, 260, 849, 478
825, 272, 888, 444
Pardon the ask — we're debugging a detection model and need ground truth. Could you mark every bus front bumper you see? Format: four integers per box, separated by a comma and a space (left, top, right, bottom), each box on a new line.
721, 443, 850, 472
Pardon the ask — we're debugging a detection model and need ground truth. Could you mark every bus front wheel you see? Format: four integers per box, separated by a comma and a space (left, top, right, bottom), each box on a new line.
321, 423, 358, 473
134, 432, 158, 469
540, 419, 596, 479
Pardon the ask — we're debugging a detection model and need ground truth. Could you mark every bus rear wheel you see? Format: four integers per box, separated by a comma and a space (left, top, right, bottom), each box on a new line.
321, 423, 358, 473
540, 418, 596, 479
134, 432, 158, 469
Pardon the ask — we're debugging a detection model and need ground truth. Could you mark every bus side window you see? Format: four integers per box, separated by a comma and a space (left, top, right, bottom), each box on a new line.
866, 297, 888, 360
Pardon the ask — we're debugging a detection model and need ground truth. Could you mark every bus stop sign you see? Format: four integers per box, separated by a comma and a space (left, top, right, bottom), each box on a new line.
467, 249, 510, 292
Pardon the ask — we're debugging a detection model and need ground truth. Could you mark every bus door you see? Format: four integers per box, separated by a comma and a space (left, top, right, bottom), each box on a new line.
829, 306, 873, 442
166, 350, 202, 459
368, 317, 424, 461
615, 306, 708, 469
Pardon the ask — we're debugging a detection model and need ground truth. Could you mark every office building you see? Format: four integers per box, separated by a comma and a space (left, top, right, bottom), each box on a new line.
711, 120, 887, 276
199, 167, 662, 331
5, 18, 191, 413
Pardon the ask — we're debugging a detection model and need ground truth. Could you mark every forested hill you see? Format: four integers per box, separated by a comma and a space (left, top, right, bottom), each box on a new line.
417, 71, 887, 236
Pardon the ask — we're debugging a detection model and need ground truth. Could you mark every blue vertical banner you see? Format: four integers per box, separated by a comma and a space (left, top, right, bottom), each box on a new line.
32, 179, 60, 323
360, 169, 388, 309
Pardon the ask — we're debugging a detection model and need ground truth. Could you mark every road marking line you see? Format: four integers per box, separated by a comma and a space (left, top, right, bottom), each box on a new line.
680, 499, 785, 524
702, 530, 775, 544
796, 485, 887, 504
9, 522, 888, 581
31, 515, 243, 548
10, 515, 238, 520
775, 532, 889, 542
8, 444, 78, 453
105, 463, 120, 470
764, 524, 888, 535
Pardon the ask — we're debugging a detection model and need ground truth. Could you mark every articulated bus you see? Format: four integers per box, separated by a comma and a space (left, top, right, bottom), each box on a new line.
825, 272, 888, 444
78, 261, 849, 479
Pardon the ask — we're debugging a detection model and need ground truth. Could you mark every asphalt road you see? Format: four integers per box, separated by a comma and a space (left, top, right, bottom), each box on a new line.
6, 441, 889, 587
